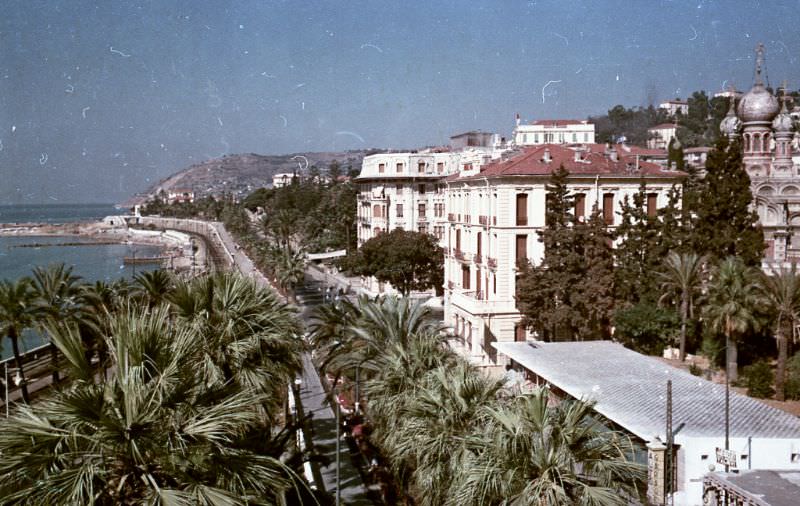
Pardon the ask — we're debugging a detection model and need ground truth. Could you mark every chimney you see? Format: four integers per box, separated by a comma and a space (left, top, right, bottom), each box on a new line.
515, 113, 521, 126
543, 148, 551, 163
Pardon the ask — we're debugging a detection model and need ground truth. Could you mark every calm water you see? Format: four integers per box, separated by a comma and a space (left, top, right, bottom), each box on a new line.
0, 203, 124, 224
0, 204, 159, 358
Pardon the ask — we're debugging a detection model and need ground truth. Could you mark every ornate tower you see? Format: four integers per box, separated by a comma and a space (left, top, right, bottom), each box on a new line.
772, 85, 794, 175
737, 43, 779, 177
719, 92, 742, 140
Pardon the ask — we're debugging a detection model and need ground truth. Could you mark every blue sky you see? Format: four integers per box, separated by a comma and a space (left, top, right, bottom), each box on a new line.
1, 0, 799, 203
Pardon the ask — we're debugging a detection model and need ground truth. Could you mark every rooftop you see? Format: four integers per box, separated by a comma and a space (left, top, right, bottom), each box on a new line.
529, 119, 591, 126
457, 144, 678, 181
492, 340, 800, 441
707, 470, 800, 506
649, 123, 679, 130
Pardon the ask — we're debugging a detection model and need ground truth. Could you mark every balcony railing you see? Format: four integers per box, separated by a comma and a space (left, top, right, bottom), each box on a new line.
487, 257, 497, 269
418, 215, 427, 222
474, 254, 482, 264
464, 214, 471, 223
454, 249, 465, 261
448, 213, 456, 222
462, 290, 485, 300
478, 215, 488, 225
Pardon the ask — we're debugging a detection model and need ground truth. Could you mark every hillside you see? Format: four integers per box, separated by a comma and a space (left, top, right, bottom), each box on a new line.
124, 150, 373, 206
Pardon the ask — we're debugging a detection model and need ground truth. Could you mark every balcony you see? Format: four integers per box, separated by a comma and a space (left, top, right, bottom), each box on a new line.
454, 249, 465, 261
487, 257, 497, 269
474, 254, 482, 264
448, 213, 456, 222
478, 215, 488, 225
418, 215, 427, 222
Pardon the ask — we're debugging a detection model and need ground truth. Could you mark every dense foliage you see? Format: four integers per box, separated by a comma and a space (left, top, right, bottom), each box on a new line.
0, 269, 312, 504
309, 296, 646, 505
350, 229, 444, 296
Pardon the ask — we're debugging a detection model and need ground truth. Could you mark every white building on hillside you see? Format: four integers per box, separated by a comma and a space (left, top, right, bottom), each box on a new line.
513, 118, 595, 146
659, 99, 689, 116
272, 173, 296, 188
443, 143, 683, 365
648, 123, 678, 149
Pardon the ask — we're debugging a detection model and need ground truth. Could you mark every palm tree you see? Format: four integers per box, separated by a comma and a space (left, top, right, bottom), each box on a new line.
758, 265, 800, 401
0, 289, 306, 504
703, 256, 764, 383
378, 361, 502, 506
658, 252, 707, 361
453, 389, 646, 506
0, 278, 37, 403
132, 268, 175, 308
274, 247, 306, 303
30, 263, 92, 383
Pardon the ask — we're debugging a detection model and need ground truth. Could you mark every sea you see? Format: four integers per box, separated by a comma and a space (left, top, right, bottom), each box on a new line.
0, 204, 162, 358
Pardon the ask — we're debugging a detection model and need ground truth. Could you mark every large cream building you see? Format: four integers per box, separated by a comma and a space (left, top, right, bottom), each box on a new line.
443, 143, 684, 366
355, 133, 507, 294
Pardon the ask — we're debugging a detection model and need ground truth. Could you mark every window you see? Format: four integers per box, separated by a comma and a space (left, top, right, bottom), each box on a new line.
574, 193, 586, 222
396, 162, 403, 173
476, 232, 482, 257
418, 202, 426, 218
603, 193, 614, 225
418, 225, 427, 234
462, 265, 470, 289
515, 324, 526, 342
475, 267, 481, 297
378, 163, 385, 173
396, 204, 403, 218
493, 273, 496, 294
516, 235, 527, 262
647, 193, 657, 217
437, 161, 444, 173
418, 184, 426, 194
583, 133, 588, 142
373, 204, 381, 218
523, 134, 529, 144
572, 133, 577, 142
456, 229, 461, 251
516, 193, 528, 226
533, 133, 539, 143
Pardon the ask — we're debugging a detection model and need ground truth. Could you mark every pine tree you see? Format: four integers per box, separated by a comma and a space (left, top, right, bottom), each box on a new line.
693, 137, 764, 265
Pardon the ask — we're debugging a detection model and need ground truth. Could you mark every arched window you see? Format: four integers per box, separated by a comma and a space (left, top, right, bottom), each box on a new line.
744, 133, 750, 152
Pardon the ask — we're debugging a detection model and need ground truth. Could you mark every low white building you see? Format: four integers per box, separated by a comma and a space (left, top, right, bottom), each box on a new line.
492, 341, 800, 506
513, 118, 595, 146
659, 99, 689, 116
166, 188, 194, 204
648, 123, 679, 150
443, 143, 682, 363
272, 173, 296, 188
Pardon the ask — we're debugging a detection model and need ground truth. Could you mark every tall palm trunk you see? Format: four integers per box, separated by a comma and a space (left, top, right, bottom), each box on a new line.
776, 320, 788, 401
8, 327, 30, 404
679, 293, 688, 362
726, 336, 738, 384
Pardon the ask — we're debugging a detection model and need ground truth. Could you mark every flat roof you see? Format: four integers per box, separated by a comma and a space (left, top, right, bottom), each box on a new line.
492, 341, 800, 441
708, 470, 800, 506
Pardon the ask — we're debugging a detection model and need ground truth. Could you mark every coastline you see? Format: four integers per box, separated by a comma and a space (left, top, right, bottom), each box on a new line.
0, 220, 200, 273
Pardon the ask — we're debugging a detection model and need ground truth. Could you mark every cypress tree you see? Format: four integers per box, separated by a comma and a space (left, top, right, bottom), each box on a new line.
693, 137, 764, 265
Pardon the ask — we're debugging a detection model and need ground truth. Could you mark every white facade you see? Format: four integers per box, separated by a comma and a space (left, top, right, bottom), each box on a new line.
443, 144, 683, 366
513, 119, 595, 146
659, 100, 689, 116
647, 123, 678, 150
272, 173, 295, 188
356, 146, 507, 294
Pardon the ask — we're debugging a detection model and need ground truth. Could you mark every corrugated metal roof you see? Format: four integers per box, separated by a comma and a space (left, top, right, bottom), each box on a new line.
492, 341, 800, 440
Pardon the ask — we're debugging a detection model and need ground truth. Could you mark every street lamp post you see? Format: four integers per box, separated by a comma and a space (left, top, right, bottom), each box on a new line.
336, 389, 341, 506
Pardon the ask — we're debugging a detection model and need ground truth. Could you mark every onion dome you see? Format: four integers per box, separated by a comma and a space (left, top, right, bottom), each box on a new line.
720, 97, 742, 136
737, 44, 779, 122
772, 98, 794, 133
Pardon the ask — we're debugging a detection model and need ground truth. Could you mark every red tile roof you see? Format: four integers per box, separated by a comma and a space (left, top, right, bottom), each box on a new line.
457, 144, 681, 181
586, 143, 666, 157
530, 119, 590, 126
